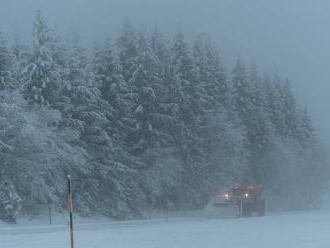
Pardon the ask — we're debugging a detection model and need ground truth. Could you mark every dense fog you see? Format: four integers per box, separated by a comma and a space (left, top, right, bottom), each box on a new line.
0, 0, 329, 223
1, 0, 330, 148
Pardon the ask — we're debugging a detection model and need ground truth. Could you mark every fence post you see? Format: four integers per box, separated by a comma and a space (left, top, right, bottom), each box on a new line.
68, 175, 74, 248
48, 204, 52, 225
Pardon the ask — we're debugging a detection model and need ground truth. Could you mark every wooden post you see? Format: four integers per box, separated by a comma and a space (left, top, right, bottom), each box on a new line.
166, 198, 169, 222
48, 205, 52, 225
68, 175, 74, 248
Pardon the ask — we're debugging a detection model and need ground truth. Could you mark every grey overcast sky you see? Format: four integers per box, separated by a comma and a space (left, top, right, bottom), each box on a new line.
0, 0, 330, 146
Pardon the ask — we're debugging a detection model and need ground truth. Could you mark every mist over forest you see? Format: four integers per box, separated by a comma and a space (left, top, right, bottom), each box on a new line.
0, 11, 328, 223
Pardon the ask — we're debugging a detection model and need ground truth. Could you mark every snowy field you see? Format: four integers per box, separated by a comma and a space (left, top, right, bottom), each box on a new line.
1, 211, 330, 248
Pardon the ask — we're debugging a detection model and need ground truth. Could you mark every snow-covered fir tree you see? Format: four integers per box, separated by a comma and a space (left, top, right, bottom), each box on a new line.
0, 19, 327, 221
0, 34, 15, 89
23, 10, 62, 106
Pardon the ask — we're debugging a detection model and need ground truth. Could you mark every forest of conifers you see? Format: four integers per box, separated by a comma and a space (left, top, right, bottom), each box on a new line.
0, 11, 327, 222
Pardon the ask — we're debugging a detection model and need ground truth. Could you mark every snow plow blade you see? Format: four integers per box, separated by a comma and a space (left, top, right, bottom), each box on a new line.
213, 202, 235, 208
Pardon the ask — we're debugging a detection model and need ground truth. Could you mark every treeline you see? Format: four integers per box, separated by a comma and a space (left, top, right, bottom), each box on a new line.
0, 11, 327, 222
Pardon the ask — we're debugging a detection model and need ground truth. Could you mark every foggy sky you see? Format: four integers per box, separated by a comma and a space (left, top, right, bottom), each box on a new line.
0, 0, 330, 147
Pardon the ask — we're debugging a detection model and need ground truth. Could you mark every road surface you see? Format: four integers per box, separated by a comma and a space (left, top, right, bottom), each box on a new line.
0, 211, 329, 248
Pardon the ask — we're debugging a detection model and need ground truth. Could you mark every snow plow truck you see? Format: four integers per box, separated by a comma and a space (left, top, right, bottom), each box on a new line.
214, 185, 266, 217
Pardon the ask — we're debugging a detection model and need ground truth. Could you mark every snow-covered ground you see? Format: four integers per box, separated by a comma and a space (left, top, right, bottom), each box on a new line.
1, 210, 330, 248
